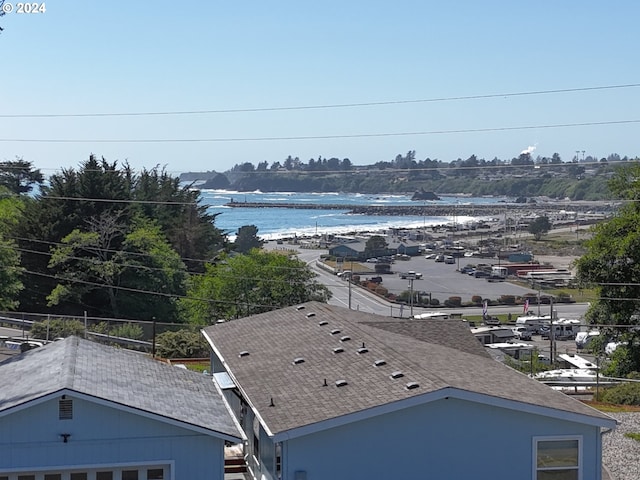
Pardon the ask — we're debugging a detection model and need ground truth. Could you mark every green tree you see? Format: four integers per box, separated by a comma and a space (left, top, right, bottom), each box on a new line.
365, 235, 388, 251
528, 216, 551, 240
233, 225, 264, 253
0, 158, 44, 194
47, 214, 187, 321
575, 163, 640, 376
180, 250, 331, 325
15, 155, 224, 313
0, 192, 24, 309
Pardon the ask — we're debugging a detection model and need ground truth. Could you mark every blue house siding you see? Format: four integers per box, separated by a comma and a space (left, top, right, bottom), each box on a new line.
0, 395, 225, 480
280, 397, 603, 480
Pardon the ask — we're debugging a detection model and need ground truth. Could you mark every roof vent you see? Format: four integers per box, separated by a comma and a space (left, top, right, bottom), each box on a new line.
333, 347, 344, 354
405, 382, 420, 390
239, 351, 250, 357
373, 359, 387, 367
318, 320, 329, 326
323, 378, 328, 387
59, 398, 73, 420
357, 347, 369, 354
330, 329, 341, 335
390, 371, 404, 379
340, 335, 351, 342
296, 306, 306, 310
306, 312, 316, 318
335, 379, 348, 387
292, 357, 305, 365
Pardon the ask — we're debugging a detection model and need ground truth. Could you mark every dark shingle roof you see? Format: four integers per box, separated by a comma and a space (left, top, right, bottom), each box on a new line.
203, 302, 614, 436
0, 337, 241, 440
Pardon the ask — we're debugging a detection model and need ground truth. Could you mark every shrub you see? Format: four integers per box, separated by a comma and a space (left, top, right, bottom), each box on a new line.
500, 295, 516, 305
30, 318, 85, 340
471, 295, 482, 304
444, 296, 461, 307
429, 298, 440, 306
155, 330, 209, 359
600, 382, 640, 406
374, 285, 388, 296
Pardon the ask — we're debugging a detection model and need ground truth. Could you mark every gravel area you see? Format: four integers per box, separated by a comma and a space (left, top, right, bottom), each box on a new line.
602, 412, 640, 480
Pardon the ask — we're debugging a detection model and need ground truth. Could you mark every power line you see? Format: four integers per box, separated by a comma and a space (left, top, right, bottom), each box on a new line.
1, 119, 638, 144
1, 83, 638, 118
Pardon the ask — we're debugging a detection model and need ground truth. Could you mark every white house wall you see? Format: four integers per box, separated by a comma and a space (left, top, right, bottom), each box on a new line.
0, 395, 225, 480
280, 397, 603, 480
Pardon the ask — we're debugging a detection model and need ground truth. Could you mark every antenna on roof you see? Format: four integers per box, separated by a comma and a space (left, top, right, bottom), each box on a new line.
362, 342, 366, 348
323, 378, 328, 387
269, 397, 275, 407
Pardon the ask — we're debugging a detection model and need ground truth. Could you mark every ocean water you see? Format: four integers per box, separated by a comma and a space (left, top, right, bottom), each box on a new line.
200, 190, 507, 240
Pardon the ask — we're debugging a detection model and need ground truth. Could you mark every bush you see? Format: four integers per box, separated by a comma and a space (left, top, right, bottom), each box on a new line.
600, 382, 640, 406
30, 319, 85, 340
155, 330, 209, 359
471, 295, 482, 304
444, 296, 462, 307
429, 298, 440, 306
500, 295, 516, 305
374, 285, 388, 296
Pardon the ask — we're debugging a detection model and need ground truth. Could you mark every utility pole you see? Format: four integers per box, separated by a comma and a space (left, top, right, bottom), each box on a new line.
548, 298, 554, 364
348, 275, 352, 310
409, 277, 415, 317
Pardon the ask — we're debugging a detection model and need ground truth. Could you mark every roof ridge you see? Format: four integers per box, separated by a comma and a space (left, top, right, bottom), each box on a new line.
61, 336, 80, 389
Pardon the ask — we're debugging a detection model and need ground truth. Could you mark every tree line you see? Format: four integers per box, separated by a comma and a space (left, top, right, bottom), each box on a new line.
186, 151, 637, 200
0, 156, 330, 325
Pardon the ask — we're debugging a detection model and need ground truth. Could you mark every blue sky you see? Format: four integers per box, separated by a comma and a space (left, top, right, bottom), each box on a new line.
1, 1, 639, 176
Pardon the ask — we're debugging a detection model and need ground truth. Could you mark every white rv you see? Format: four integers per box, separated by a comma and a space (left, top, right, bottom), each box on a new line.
515, 315, 553, 334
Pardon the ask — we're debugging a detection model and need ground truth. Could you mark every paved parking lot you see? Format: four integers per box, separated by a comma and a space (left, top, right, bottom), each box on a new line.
359, 255, 539, 304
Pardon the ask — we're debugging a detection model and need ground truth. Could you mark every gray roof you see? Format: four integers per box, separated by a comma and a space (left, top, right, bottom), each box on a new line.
203, 302, 614, 436
0, 337, 241, 441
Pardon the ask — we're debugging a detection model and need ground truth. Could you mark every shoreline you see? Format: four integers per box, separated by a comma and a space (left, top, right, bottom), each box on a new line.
225, 200, 618, 217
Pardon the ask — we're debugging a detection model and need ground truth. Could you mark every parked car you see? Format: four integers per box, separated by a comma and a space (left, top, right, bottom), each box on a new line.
444, 256, 455, 264
434, 254, 445, 262
474, 270, 490, 278
366, 258, 378, 263
512, 327, 532, 341
368, 276, 383, 284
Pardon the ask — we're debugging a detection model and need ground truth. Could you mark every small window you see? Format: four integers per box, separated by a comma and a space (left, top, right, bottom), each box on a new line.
318, 320, 328, 326
340, 335, 351, 342
357, 347, 369, 354
333, 347, 344, 354
292, 357, 305, 365
122, 471, 139, 480
18, 476, 35, 480
70, 474, 87, 480
305, 312, 316, 318
373, 359, 387, 367
535, 437, 581, 480
147, 469, 164, 480
59, 398, 73, 420
330, 329, 341, 335
44, 475, 62, 480
96, 473, 113, 480
390, 371, 404, 379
